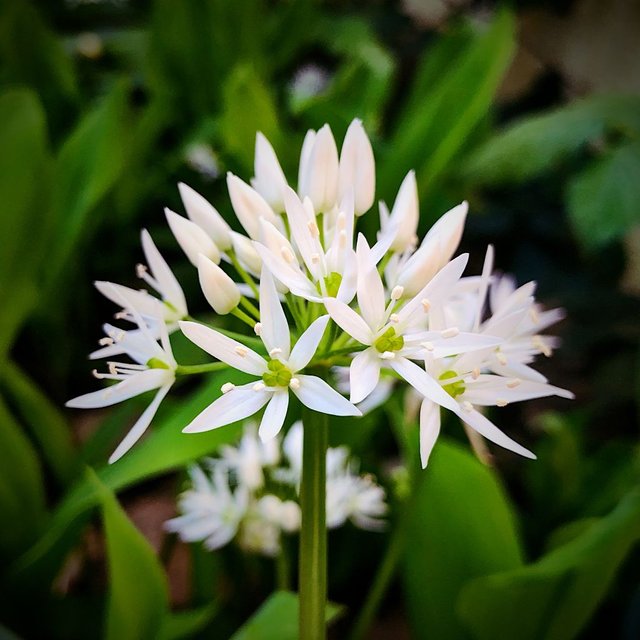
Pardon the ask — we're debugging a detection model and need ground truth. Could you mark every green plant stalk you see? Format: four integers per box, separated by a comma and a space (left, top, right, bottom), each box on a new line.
299, 407, 328, 640
175, 362, 228, 376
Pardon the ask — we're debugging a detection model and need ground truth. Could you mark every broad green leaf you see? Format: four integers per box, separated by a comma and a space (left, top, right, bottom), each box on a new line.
0, 361, 78, 486
567, 141, 640, 249
219, 65, 282, 171
159, 604, 218, 640
11, 371, 246, 586
0, 0, 77, 130
381, 10, 515, 209
463, 94, 640, 185
0, 396, 46, 560
403, 440, 524, 640
48, 81, 130, 285
457, 488, 640, 640
88, 471, 168, 640
230, 591, 343, 640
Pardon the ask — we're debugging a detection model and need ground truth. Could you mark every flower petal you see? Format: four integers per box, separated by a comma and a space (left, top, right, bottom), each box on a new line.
463, 375, 574, 405
292, 375, 361, 416
259, 268, 291, 358
179, 321, 266, 375
258, 389, 289, 441
288, 315, 330, 371
356, 234, 386, 332
252, 132, 288, 211
178, 182, 232, 250
419, 399, 441, 468
323, 298, 373, 345
349, 347, 381, 404
284, 187, 324, 281
183, 383, 272, 433
108, 383, 172, 463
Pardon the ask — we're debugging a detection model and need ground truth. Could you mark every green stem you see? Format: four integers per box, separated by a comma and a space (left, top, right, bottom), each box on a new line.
175, 362, 228, 376
229, 250, 260, 299
299, 407, 328, 640
239, 296, 260, 319
231, 307, 257, 329
276, 543, 291, 591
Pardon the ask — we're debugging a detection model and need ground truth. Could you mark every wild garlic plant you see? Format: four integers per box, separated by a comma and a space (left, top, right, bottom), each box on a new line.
67, 118, 571, 639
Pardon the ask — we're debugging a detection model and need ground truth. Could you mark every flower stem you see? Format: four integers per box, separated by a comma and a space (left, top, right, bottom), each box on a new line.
175, 362, 228, 376
276, 543, 291, 591
299, 407, 328, 640
231, 307, 257, 329
229, 250, 260, 300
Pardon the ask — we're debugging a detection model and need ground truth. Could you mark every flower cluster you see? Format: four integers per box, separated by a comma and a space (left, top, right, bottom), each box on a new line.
165, 423, 387, 556
67, 118, 571, 466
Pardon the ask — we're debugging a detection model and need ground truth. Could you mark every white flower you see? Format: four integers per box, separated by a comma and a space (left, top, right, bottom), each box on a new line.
298, 124, 340, 213
379, 170, 419, 253
338, 119, 375, 216
178, 182, 232, 250
238, 511, 281, 556
95, 229, 187, 333
179, 269, 361, 440
227, 172, 282, 240
251, 132, 289, 212
165, 207, 221, 267
66, 286, 176, 463
197, 254, 241, 315
327, 472, 387, 531
324, 236, 499, 404
165, 466, 249, 550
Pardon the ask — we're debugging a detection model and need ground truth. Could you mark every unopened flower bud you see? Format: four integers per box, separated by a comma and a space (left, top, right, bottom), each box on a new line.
227, 173, 279, 239
178, 182, 232, 250
251, 132, 288, 212
298, 124, 339, 213
339, 119, 375, 216
165, 208, 220, 267
388, 171, 419, 252
198, 255, 240, 315
230, 231, 262, 274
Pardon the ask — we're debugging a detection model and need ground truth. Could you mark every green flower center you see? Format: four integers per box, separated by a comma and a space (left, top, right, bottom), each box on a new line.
262, 359, 293, 387
146, 357, 171, 370
439, 370, 465, 398
316, 272, 342, 297
374, 327, 405, 353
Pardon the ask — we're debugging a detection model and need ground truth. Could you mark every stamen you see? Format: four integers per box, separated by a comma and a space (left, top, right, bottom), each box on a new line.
281, 247, 295, 263
336, 212, 346, 231
135, 263, 148, 278
269, 348, 283, 357
471, 367, 480, 379
462, 401, 473, 412
496, 398, 508, 407
507, 378, 521, 388
529, 307, 540, 324
496, 351, 508, 366
254, 322, 262, 336
311, 253, 321, 264
289, 377, 300, 390
440, 327, 459, 339
380, 351, 396, 360
421, 298, 431, 312
235, 346, 248, 357
422, 341, 435, 352
389, 313, 399, 323
533, 335, 552, 357
221, 382, 235, 394
98, 337, 114, 346
391, 286, 404, 300
108, 362, 118, 375
252, 382, 266, 392
308, 221, 320, 238
338, 230, 347, 248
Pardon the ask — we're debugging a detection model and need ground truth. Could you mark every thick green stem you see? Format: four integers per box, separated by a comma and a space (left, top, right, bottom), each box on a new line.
299, 408, 328, 640
276, 543, 291, 591
175, 362, 228, 376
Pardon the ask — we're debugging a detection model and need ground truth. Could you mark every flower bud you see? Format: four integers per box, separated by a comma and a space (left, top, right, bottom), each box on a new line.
339, 119, 375, 216
165, 208, 220, 267
178, 182, 232, 250
230, 231, 262, 274
251, 132, 288, 212
298, 124, 339, 213
388, 170, 418, 252
197, 254, 240, 315
227, 173, 279, 239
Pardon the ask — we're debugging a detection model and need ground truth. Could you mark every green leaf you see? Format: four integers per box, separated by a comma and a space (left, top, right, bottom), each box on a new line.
159, 604, 218, 640
0, 395, 46, 560
230, 591, 343, 640
0, 361, 78, 486
219, 65, 282, 171
457, 488, 640, 640
88, 471, 168, 640
463, 94, 640, 185
381, 10, 515, 209
48, 81, 130, 285
567, 141, 640, 249
403, 440, 524, 640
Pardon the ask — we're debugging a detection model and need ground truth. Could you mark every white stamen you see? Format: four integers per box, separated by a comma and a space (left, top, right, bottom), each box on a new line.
254, 322, 262, 335
281, 247, 295, 263
221, 382, 235, 394
338, 230, 347, 248
507, 378, 521, 389
235, 346, 248, 357
390, 313, 399, 323
135, 263, 148, 278
108, 362, 118, 375
471, 367, 480, 379
462, 401, 473, 412
391, 285, 404, 300
496, 398, 508, 407
289, 377, 300, 390
496, 351, 508, 366
380, 351, 396, 360
421, 341, 435, 352
98, 337, 114, 346
533, 335, 552, 357
252, 382, 266, 392
336, 212, 346, 231
421, 298, 431, 312
269, 348, 283, 357
440, 327, 459, 339
529, 307, 540, 324
311, 253, 321, 264
92, 369, 104, 379
308, 221, 320, 237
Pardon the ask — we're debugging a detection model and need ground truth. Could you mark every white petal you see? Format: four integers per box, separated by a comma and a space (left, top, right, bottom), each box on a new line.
259, 268, 290, 358
463, 376, 574, 405
252, 132, 288, 211
183, 383, 272, 433
356, 234, 386, 331
288, 315, 330, 371
141, 229, 187, 317
388, 171, 419, 252
298, 129, 316, 197
454, 406, 536, 459
300, 124, 339, 212
338, 119, 375, 215
389, 357, 460, 413
419, 399, 441, 468
178, 182, 232, 250
230, 231, 262, 275
349, 347, 381, 404
258, 390, 289, 441
66, 369, 170, 409
165, 208, 220, 266
292, 375, 361, 416
179, 321, 266, 375
108, 383, 172, 463
227, 173, 279, 239
336, 248, 358, 304
95, 281, 160, 318
284, 187, 324, 281
323, 298, 374, 345
198, 255, 240, 315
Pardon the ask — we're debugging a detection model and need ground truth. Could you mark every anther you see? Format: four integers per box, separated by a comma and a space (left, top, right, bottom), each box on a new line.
98, 337, 114, 346
254, 322, 262, 335
390, 313, 399, 323
136, 263, 148, 277
281, 247, 295, 263
92, 369, 103, 379
471, 367, 480, 379
269, 348, 283, 357
308, 221, 320, 237
221, 382, 235, 394
421, 298, 431, 312
533, 335, 552, 357
252, 382, 266, 392
496, 351, 508, 365
289, 377, 300, 390
462, 401, 473, 412
391, 285, 404, 300
507, 378, 521, 388
380, 351, 396, 360
339, 230, 347, 247
441, 327, 460, 339
108, 362, 118, 375
235, 346, 248, 357
496, 398, 508, 407
422, 341, 435, 352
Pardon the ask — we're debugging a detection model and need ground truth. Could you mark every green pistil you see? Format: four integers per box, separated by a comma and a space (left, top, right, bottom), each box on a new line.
374, 327, 404, 354
316, 272, 342, 298
146, 357, 171, 370
262, 359, 293, 387
439, 370, 465, 398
